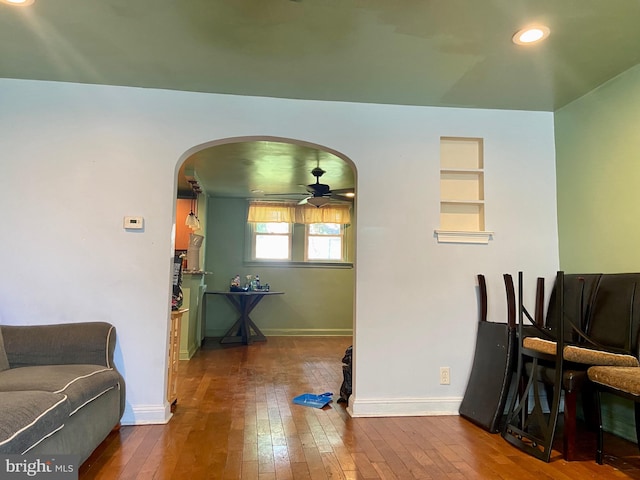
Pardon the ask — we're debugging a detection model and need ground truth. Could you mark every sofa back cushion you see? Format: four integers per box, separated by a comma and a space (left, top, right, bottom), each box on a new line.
1, 322, 115, 368
0, 328, 10, 372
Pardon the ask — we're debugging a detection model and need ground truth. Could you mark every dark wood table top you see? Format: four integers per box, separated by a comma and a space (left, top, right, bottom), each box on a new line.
206, 290, 284, 296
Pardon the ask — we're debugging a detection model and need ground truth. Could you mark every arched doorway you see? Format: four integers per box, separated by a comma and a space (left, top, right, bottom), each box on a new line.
171, 136, 357, 376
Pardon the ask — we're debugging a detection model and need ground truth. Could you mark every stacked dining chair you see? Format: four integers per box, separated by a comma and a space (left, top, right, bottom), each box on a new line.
502, 271, 640, 462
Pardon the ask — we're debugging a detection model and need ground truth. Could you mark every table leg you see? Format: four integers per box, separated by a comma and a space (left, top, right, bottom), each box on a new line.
243, 296, 267, 344
220, 295, 268, 345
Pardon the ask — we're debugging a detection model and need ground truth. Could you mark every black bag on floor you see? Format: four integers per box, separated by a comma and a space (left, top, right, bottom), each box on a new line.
338, 346, 353, 403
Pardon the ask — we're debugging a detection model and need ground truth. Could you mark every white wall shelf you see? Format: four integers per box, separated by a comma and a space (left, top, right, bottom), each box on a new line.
440, 168, 484, 174
434, 229, 494, 244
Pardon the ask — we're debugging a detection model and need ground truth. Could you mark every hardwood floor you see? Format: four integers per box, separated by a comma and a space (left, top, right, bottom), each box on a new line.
80, 337, 640, 479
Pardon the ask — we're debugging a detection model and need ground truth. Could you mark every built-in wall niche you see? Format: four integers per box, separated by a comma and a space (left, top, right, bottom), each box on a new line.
435, 137, 493, 244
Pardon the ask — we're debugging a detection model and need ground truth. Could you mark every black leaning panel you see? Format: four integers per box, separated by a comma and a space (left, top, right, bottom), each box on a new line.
459, 320, 517, 433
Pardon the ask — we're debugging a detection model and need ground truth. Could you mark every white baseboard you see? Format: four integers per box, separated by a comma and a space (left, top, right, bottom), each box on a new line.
121, 403, 172, 425
348, 396, 463, 417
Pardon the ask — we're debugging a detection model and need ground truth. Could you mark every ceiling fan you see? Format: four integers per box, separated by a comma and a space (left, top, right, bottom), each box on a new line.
265, 164, 354, 208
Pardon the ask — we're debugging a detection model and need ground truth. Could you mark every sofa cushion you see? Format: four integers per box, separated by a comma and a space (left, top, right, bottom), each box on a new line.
1, 322, 116, 368
0, 390, 69, 454
0, 365, 122, 415
0, 329, 9, 372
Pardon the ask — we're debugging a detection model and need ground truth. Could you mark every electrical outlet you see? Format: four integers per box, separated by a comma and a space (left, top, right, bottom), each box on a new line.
440, 367, 450, 385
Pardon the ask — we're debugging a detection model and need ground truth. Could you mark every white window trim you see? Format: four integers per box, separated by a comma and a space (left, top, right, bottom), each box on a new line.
251, 222, 293, 261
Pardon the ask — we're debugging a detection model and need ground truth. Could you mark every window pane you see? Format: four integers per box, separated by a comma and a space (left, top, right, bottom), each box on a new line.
256, 222, 290, 234
256, 235, 289, 259
308, 236, 342, 260
309, 223, 340, 235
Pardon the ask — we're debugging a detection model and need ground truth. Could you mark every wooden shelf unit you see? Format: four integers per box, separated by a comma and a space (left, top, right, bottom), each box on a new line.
167, 309, 187, 408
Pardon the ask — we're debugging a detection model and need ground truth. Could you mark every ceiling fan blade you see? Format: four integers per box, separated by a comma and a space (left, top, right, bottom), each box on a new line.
331, 188, 355, 195
263, 192, 307, 196
298, 197, 310, 205
329, 194, 353, 202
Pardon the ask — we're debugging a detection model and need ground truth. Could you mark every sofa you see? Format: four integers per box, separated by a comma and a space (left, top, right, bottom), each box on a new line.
0, 322, 125, 465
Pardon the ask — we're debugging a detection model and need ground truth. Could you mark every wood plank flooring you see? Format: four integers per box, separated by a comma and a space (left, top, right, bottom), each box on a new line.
80, 337, 640, 479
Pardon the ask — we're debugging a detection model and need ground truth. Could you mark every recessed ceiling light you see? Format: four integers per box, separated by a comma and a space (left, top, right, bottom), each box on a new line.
0, 0, 35, 5
512, 25, 550, 45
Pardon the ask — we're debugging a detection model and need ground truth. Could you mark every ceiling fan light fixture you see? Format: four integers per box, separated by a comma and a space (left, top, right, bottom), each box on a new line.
307, 196, 330, 208
512, 25, 550, 45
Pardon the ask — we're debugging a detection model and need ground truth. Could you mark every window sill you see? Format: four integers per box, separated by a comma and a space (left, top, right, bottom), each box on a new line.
434, 230, 493, 244
244, 261, 353, 269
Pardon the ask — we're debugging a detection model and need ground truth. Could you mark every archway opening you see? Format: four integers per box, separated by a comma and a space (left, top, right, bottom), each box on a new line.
170, 136, 358, 402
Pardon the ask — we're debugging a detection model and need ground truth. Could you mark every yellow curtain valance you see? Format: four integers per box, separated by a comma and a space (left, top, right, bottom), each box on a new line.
246, 201, 296, 223
247, 201, 351, 225
294, 204, 351, 224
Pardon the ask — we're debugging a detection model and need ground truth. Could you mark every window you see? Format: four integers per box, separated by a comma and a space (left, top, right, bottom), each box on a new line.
305, 223, 344, 261
253, 223, 291, 260
246, 202, 353, 265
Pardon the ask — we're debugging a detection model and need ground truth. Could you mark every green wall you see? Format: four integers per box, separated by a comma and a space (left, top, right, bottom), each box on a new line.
202, 197, 354, 337
555, 63, 640, 441
555, 64, 640, 273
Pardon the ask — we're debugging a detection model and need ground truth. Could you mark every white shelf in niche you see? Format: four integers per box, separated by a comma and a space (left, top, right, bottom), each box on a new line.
434, 230, 494, 244
440, 168, 484, 174
440, 200, 485, 205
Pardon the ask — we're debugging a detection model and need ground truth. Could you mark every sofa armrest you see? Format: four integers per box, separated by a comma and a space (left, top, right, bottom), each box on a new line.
1, 322, 117, 368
